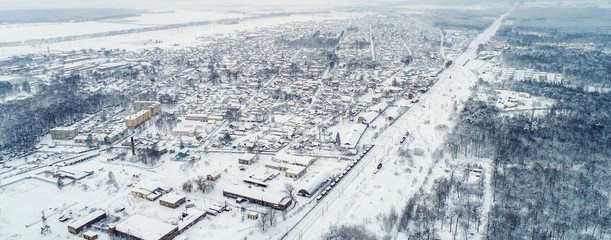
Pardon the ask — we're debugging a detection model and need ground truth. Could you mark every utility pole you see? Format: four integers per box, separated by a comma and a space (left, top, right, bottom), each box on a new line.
40, 211, 50, 235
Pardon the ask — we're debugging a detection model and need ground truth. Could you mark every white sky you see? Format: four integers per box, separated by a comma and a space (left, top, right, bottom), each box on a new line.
0, 0, 396, 11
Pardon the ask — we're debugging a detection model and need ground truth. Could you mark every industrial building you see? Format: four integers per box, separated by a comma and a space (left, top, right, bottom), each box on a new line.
68, 210, 106, 234
222, 185, 292, 211
273, 152, 316, 167
51, 127, 78, 140
109, 215, 178, 240
298, 171, 331, 197
178, 209, 206, 233
238, 153, 258, 165
159, 193, 186, 209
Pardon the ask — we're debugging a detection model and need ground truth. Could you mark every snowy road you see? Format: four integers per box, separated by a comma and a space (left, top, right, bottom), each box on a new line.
282, 8, 512, 240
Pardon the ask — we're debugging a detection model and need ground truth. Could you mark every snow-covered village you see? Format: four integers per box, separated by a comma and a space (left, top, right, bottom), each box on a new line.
0, 0, 609, 240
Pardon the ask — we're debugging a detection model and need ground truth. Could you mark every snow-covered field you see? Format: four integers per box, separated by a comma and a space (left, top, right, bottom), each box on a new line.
0, 11, 356, 58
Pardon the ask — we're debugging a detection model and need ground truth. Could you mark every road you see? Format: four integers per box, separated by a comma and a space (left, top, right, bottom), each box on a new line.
281, 7, 513, 239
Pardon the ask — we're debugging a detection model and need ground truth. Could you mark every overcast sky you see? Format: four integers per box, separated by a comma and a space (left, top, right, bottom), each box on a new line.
0, 0, 392, 11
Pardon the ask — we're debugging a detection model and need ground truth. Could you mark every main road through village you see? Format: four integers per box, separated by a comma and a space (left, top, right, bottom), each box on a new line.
281, 7, 514, 240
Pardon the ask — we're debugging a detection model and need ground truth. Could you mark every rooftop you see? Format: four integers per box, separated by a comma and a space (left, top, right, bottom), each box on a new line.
114, 215, 177, 240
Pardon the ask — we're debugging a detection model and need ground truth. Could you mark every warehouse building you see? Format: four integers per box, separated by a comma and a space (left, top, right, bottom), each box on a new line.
223, 185, 292, 211
298, 171, 331, 197
68, 210, 106, 234
273, 152, 316, 167
109, 215, 178, 240
178, 209, 206, 233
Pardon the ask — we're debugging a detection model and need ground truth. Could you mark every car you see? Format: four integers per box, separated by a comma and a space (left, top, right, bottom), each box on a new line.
316, 195, 323, 201
321, 190, 328, 196
331, 181, 336, 187
58, 215, 71, 222
326, 186, 332, 192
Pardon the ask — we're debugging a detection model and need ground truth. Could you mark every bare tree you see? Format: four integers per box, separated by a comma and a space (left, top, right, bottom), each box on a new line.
259, 212, 268, 231
284, 183, 295, 203
182, 180, 193, 193
194, 176, 215, 193
267, 208, 277, 226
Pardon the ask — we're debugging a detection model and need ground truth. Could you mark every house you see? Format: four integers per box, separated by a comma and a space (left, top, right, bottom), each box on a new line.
109, 215, 178, 240
223, 185, 292, 211
68, 210, 106, 234
159, 193, 186, 209
207, 173, 221, 181
238, 153, 258, 165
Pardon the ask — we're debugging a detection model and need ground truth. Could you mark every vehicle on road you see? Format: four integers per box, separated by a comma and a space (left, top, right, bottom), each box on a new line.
374, 163, 383, 174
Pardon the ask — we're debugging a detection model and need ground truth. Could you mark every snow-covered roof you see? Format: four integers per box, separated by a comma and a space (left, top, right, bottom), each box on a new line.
343, 124, 367, 149
238, 153, 257, 161
285, 165, 306, 175
158, 192, 185, 204
273, 152, 316, 166
299, 171, 331, 195
114, 215, 177, 240
178, 209, 206, 231
223, 185, 286, 204
358, 111, 379, 123
68, 210, 106, 230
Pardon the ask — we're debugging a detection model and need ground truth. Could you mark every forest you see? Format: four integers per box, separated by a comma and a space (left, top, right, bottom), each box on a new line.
0, 74, 129, 157
442, 79, 610, 239
494, 7, 611, 88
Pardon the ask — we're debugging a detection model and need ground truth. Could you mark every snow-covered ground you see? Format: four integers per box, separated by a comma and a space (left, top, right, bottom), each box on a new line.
0, 4, 521, 240
0, 11, 356, 58
282, 7, 513, 239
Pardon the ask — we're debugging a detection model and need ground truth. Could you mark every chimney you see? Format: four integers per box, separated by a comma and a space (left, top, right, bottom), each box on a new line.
131, 137, 136, 155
